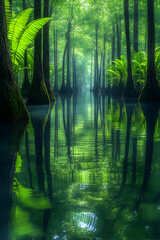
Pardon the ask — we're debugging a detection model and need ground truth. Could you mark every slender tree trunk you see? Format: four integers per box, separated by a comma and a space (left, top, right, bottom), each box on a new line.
133, 0, 138, 52
27, 0, 50, 105
139, 0, 160, 102
94, 24, 99, 93
117, 21, 121, 59
102, 34, 106, 90
66, 21, 72, 93
112, 24, 115, 62
91, 52, 93, 91
73, 33, 77, 93
43, 0, 55, 102
123, 0, 136, 98
60, 43, 67, 93
0, 0, 29, 122
21, 0, 30, 98
53, 27, 59, 93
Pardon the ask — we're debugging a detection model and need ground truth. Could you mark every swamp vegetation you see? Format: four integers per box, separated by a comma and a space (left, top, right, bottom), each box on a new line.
1, 0, 160, 239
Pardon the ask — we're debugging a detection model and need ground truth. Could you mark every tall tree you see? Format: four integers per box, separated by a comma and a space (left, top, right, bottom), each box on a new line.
123, 0, 136, 98
43, 0, 55, 102
139, 0, 160, 102
133, 0, 138, 52
27, 0, 50, 105
0, 0, 29, 122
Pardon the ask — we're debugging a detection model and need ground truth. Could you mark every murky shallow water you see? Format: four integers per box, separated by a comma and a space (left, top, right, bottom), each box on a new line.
2, 92, 160, 239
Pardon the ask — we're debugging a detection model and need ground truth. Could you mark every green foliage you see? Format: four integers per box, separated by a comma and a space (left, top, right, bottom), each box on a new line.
5, 2, 51, 70
5, 0, 11, 29
108, 55, 127, 86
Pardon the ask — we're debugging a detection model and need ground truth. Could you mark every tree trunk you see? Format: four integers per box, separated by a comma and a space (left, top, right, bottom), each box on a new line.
21, 0, 30, 99
112, 24, 115, 62
117, 21, 121, 59
123, 0, 136, 98
139, 0, 160, 102
94, 24, 99, 93
66, 21, 72, 93
43, 0, 55, 102
53, 27, 59, 93
59, 42, 67, 94
102, 34, 106, 90
133, 0, 138, 52
27, 0, 50, 105
0, 0, 29, 122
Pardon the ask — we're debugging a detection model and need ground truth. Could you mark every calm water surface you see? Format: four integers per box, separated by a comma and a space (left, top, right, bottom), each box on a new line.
5, 93, 160, 239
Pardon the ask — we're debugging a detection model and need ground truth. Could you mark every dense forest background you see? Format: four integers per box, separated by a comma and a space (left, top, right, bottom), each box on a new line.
0, 0, 160, 122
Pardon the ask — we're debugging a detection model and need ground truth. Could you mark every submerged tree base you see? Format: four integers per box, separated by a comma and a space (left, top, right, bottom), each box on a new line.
27, 80, 50, 105
123, 81, 137, 99
59, 85, 73, 95
139, 83, 160, 102
0, 84, 29, 123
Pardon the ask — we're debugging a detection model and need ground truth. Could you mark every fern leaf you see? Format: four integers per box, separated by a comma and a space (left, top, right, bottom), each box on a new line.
5, 0, 11, 30
8, 8, 33, 52
13, 17, 51, 65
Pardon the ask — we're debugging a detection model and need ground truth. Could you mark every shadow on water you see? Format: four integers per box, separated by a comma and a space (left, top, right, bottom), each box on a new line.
0, 122, 27, 240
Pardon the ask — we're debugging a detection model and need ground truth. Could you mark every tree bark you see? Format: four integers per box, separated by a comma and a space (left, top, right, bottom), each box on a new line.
133, 0, 138, 52
123, 0, 136, 98
27, 0, 50, 105
139, 0, 160, 102
0, 0, 29, 122
43, 0, 55, 102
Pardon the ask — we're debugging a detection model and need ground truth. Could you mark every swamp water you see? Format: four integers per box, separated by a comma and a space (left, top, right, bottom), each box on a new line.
1, 92, 160, 240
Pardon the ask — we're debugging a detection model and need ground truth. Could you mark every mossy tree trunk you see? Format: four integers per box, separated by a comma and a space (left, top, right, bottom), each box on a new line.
139, 0, 160, 102
0, 0, 29, 122
123, 0, 137, 98
43, 0, 55, 102
27, 0, 50, 105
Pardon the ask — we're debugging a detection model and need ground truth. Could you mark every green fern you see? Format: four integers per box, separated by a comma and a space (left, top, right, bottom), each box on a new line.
13, 17, 51, 66
5, 0, 11, 30
5, 1, 51, 69
8, 8, 33, 53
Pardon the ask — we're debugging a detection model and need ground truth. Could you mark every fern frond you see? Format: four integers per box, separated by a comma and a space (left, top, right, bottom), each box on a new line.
5, 0, 11, 30
8, 8, 33, 51
12, 17, 51, 65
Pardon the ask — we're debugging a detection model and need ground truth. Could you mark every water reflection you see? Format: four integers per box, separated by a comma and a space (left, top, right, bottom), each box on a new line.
0, 122, 27, 240
6, 93, 160, 239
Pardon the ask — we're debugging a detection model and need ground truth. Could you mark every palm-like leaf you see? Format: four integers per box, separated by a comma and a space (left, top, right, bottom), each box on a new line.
12, 17, 51, 66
